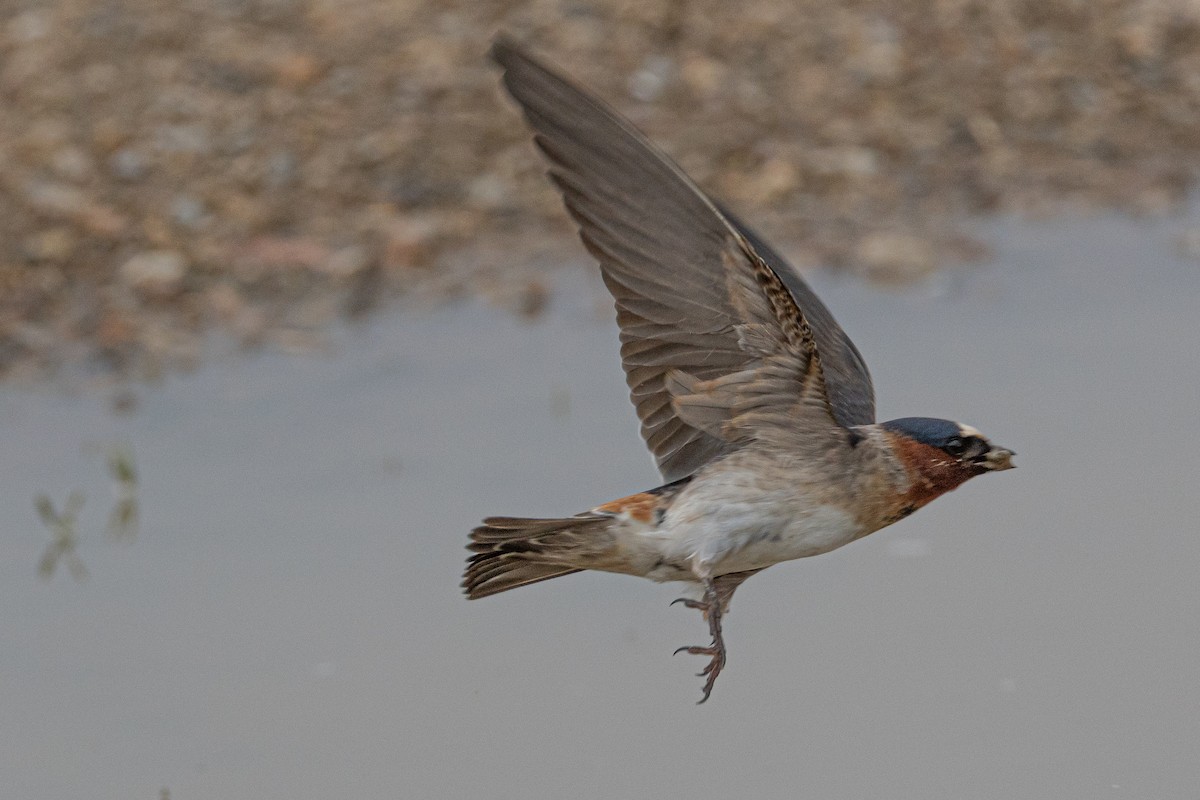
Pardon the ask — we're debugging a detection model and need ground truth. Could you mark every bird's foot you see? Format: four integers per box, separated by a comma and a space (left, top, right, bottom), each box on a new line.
670, 579, 727, 703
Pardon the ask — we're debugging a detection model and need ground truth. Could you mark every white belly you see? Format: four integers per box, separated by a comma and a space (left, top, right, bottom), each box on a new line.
710, 504, 861, 574
648, 476, 863, 578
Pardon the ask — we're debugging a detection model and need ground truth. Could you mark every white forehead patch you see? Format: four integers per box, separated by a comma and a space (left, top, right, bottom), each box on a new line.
957, 423, 987, 441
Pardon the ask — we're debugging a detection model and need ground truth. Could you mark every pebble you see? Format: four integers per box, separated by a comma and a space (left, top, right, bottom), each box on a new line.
23, 181, 86, 217
50, 147, 94, 182
119, 250, 189, 297
272, 52, 322, 88
319, 246, 371, 280
809, 147, 879, 178
154, 124, 210, 156
383, 215, 439, 269
680, 55, 725, 97
205, 283, 246, 322
170, 195, 208, 229
7, 10, 50, 43
78, 204, 129, 237
850, 16, 902, 84
628, 55, 674, 102
237, 236, 329, 272
23, 227, 76, 262
263, 151, 297, 189
466, 175, 507, 209
855, 232, 937, 284
109, 148, 148, 181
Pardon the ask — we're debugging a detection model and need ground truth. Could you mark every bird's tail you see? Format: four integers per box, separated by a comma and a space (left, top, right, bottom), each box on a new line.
462, 514, 612, 599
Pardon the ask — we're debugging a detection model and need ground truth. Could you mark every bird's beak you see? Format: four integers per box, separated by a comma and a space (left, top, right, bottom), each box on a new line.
981, 446, 1016, 471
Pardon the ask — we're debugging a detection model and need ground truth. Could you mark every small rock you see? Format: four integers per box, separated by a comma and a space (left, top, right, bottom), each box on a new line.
466, 174, 507, 209
628, 55, 674, 102
170, 195, 208, 229
23, 181, 87, 218
855, 231, 937, 284
91, 118, 130, 152
154, 124, 210, 156
206, 283, 245, 322
141, 215, 175, 247
238, 236, 330, 270
11, 322, 56, 351
51, 147, 94, 182
319, 245, 371, 279
1117, 20, 1162, 61
263, 151, 297, 189
231, 305, 269, 347
119, 250, 189, 297
96, 311, 137, 348
745, 157, 799, 203
109, 148, 148, 181
851, 17, 902, 84
7, 9, 50, 43
383, 215, 439, 269
680, 55, 726, 97
219, 192, 268, 228
809, 146, 878, 178
23, 227, 76, 262
272, 52, 323, 87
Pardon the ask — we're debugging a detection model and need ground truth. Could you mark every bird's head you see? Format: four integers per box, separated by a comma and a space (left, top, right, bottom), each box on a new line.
879, 417, 1015, 510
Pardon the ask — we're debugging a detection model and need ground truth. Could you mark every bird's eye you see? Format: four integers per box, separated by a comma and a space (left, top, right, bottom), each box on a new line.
944, 437, 967, 457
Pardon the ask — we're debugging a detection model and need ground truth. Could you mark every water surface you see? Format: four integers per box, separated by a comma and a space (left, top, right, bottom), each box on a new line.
3, 214, 1199, 799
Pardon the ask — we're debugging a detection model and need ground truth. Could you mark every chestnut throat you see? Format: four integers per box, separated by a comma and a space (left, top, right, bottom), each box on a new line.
887, 434, 982, 510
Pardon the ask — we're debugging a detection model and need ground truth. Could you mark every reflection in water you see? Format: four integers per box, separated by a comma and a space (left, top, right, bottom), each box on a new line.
105, 444, 139, 542
35, 489, 87, 581
33, 443, 139, 581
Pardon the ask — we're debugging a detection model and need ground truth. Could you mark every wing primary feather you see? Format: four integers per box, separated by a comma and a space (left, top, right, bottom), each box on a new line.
492, 37, 874, 482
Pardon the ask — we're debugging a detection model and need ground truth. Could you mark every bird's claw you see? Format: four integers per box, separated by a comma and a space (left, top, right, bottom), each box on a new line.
673, 644, 716, 657
697, 654, 723, 678
696, 648, 725, 702
671, 580, 728, 703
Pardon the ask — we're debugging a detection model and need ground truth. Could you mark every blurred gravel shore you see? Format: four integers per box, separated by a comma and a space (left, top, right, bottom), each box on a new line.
3, 0, 1200, 387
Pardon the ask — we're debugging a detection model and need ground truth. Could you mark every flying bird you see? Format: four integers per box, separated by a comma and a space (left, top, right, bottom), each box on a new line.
463, 37, 1015, 703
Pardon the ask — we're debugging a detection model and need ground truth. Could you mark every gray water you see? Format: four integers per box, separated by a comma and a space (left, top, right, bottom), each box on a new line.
3, 214, 1199, 799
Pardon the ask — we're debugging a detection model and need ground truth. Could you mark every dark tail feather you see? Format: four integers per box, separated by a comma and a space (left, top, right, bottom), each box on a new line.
462, 515, 606, 599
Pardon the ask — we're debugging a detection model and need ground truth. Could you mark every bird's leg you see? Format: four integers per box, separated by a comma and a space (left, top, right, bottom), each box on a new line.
670, 568, 764, 619
671, 578, 727, 703
669, 569, 763, 702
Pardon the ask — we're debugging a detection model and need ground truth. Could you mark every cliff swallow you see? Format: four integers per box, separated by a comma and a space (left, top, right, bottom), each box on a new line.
463, 37, 1015, 703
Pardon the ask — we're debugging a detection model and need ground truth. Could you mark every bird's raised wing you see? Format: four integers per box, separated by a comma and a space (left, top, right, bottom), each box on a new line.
493, 38, 875, 481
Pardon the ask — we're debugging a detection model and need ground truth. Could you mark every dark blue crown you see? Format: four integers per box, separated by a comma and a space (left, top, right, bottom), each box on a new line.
880, 417, 962, 448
